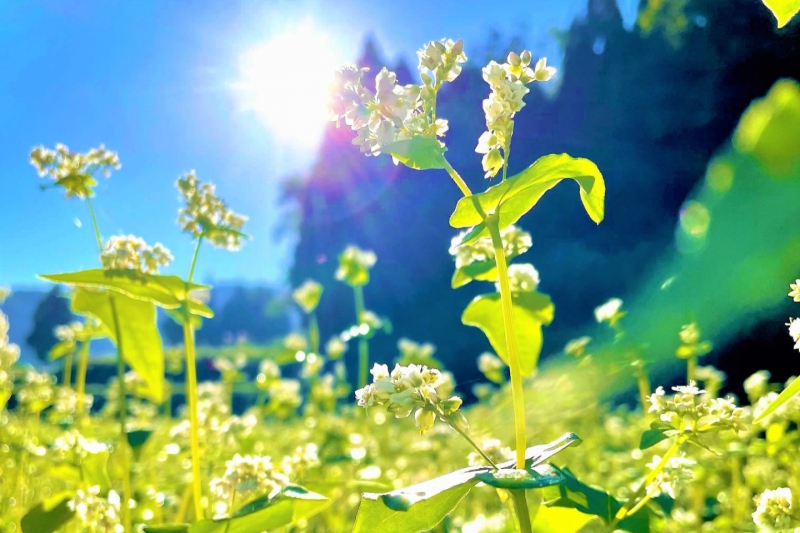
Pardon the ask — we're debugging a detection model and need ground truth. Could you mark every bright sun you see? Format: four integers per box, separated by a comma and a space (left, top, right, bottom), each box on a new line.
235, 25, 340, 148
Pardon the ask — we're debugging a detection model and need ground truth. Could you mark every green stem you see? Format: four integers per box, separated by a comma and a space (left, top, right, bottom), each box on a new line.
354, 285, 369, 389
687, 354, 697, 384
510, 489, 533, 533
446, 416, 498, 469
85, 196, 104, 252
501, 139, 511, 183
76, 339, 90, 418
185, 236, 205, 521
309, 311, 320, 355
443, 159, 472, 197
607, 436, 685, 531
110, 297, 132, 533
634, 361, 651, 414
487, 217, 527, 470
63, 350, 73, 390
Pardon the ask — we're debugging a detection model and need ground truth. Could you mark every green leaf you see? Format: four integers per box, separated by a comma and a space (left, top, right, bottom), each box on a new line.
761, 0, 800, 27
188, 486, 329, 533
127, 428, 154, 449
352, 434, 580, 533
755, 374, 800, 422
21, 491, 75, 533
81, 449, 112, 493
734, 79, 800, 175
461, 291, 555, 376
40, 269, 213, 317
71, 287, 165, 403
382, 137, 447, 170
49, 340, 75, 360
543, 467, 656, 533
475, 463, 564, 490
449, 154, 605, 239
639, 429, 670, 450
143, 526, 190, 533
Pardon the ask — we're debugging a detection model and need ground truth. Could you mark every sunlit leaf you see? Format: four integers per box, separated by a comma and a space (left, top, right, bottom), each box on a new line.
81, 449, 112, 493
143, 526, 190, 533
761, 0, 800, 27
40, 269, 213, 317
462, 291, 555, 376
49, 340, 75, 360
756, 374, 800, 422
449, 154, 605, 241
475, 463, 564, 490
21, 491, 75, 533
189, 486, 329, 533
71, 287, 165, 403
639, 429, 670, 450
383, 137, 447, 170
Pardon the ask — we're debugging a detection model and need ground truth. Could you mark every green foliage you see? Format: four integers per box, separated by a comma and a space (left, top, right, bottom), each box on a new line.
639, 428, 670, 450
449, 154, 605, 242
755, 374, 800, 422
382, 137, 448, 171
462, 291, 554, 376
71, 287, 165, 403
761, 0, 800, 27
21, 492, 76, 533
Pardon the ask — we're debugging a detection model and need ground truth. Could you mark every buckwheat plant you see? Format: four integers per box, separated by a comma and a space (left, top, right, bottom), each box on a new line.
330, 38, 605, 532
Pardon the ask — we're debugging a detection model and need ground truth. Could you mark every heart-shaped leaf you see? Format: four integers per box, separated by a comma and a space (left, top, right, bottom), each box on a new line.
383, 137, 447, 170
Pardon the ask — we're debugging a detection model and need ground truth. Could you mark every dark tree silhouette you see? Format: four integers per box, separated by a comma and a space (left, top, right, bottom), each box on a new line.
26, 286, 72, 363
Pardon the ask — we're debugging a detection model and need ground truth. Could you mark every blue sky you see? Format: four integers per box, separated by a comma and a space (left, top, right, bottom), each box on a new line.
0, 0, 637, 289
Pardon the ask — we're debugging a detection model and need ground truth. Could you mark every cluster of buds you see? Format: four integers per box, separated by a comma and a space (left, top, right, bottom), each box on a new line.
476, 52, 555, 178
264, 379, 303, 419
16, 369, 56, 413
355, 363, 465, 435
52, 429, 108, 460
595, 297, 625, 326
30, 144, 120, 198
100, 235, 173, 274
645, 452, 696, 498
256, 359, 281, 390
292, 279, 323, 314
325, 336, 348, 360
477, 352, 505, 384
209, 454, 290, 504
396, 338, 440, 368
328, 39, 465, 158
648, 382, 746, 433
449, 224, 532, 269
69, 486, 125, 533
336, 245, 376, 287
752, 487, 795, 531
675, 321, 712, 360
467, 438, 512, 467
48, 387, 94, 422
500, 263, 540, 294
282, 444, 320, 480
176, 171, 248, 251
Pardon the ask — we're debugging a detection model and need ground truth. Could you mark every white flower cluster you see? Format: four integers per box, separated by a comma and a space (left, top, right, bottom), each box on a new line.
0, 309, 20, 403
752, 487, 794, 531
213, 353, 247, 383
564, 336, 592, 358
329, 40, 466, 158
648, 382, 745, 433
264, 379, 303, 419
335, 245, 376, 286
477, 352, 505, 384
325, 336, 348, 359
292, 279, 323, 314
53, 429, 108, 460
694, 365, 726, 396
745, 370, 772, 402
209, 454, 290, 503
49, 387, 94, 421
16, 369, 55, 412
449, 224, 532, 269
476, 53, 555, 178
256, 359, 281, 390
645, 452, 695, 498
595, 297, 624, 324
355, 363, 465, 435
100, 235, 173, 274
282, 443, 320, 479
176, 171, 248, 250
499, 263, 540, 294
69, 486, 124, 533
30, 143, 120, 199
787, 317, 800, 352
789, 279, 800, 302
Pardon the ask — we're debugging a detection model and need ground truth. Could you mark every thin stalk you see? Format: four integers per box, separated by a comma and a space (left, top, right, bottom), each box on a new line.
184, 237, 204, 521
635, 363, 651, 414
687, 354, 697, 384
85, 196, 104, 252
76, 339, 90, 418
63, 350, 73, 390
354, 285, 369, 389
487, 218, 527, 470
443, 159, 472, 197
607, 436, 684, 531
510, 490, 533, 533
309, 311, 320, 355
446, 417, 498, 469
110, 297, 132, 533
501, 139, 511, 183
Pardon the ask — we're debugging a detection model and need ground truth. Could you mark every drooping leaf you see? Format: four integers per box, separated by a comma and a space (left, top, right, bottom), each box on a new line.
475, 463, 564, 490
639, 429, 670, 450
383, 137, 447, 170
21, 491, 75, 533
449, 154, 605, 241
188, 486, 329, 533
71, 287, 165, 403
462, 291, 555, 376
352, 434, 580, 533
761, 0, 800, 27
40, 269, 213, 317
755, 374, 800, 422
543, 467, 661, 533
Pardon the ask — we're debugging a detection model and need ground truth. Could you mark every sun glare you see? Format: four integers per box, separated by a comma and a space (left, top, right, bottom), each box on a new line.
235, 25, 340, 149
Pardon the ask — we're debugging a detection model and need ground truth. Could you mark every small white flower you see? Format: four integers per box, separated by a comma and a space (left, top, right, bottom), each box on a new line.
752, 487, 793, 530
533, 57, 557, 82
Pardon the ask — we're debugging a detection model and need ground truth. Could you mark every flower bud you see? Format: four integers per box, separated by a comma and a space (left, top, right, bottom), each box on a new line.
415, 408, 436, 435
520, 50, 532, 66
482, 148, 504, 179
507, 51, 521, 66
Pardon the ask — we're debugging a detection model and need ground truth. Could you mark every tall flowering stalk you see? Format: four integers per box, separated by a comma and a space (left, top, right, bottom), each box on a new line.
175, 171, 248, 520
